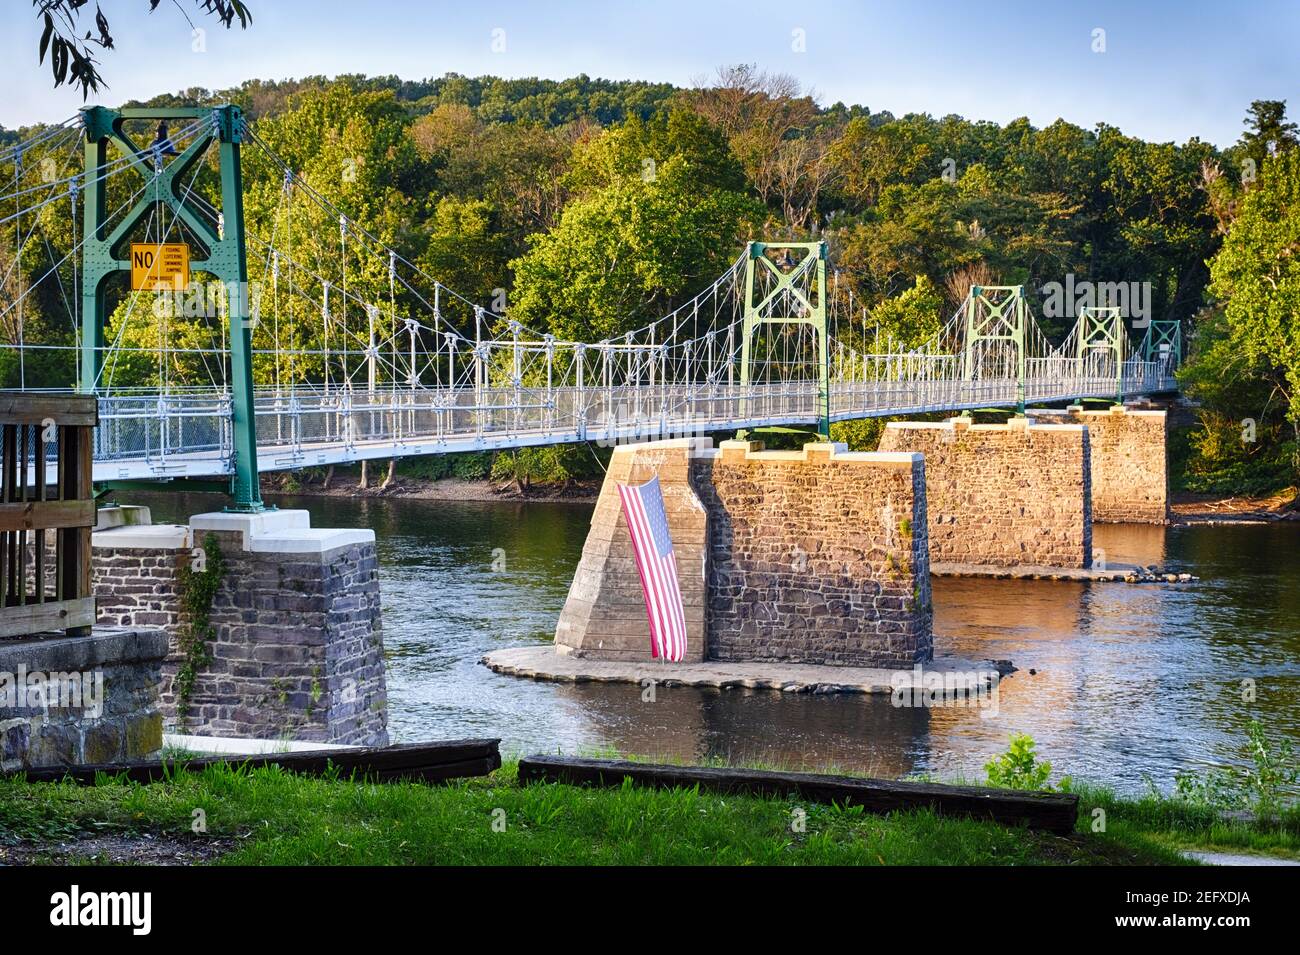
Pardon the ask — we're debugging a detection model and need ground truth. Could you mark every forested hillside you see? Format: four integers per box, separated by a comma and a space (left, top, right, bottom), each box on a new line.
2, 70, 1296, 495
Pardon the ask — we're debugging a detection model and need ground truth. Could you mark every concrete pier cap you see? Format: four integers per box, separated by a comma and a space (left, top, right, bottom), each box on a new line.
93, 507, 376, 556
190, 509, 375, 555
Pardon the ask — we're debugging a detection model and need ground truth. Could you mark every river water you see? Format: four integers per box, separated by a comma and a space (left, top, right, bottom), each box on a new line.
139, 493, 1300, 794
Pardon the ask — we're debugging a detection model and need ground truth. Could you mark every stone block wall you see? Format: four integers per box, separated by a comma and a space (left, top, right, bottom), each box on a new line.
695, 441, 931, 668
93, 512, 388, 746
555, 438, 932, 668
0, 627, 167, 771
1065, 406, 1168, 523
555, 439, 709, 662
877, 417, 1092, 568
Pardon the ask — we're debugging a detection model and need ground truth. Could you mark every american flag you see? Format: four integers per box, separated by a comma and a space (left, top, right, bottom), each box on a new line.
616, 476, 687, 662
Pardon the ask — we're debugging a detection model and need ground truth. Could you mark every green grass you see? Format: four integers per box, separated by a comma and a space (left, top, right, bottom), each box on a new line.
0, 759, 1245, 866
1074, 784, 1300, 862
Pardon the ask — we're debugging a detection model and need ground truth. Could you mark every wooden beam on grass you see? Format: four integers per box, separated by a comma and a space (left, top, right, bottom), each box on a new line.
518, 755, 1078, 834
9, 739, 502, 786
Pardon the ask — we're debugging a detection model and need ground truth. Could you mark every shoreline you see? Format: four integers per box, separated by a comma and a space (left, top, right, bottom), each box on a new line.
262, 475, 1299, 524
263, 474, 602, 504
1171, 490, 1299, 525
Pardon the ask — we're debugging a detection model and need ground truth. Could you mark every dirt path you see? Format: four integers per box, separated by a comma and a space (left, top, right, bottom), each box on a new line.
0, 832, 233, 865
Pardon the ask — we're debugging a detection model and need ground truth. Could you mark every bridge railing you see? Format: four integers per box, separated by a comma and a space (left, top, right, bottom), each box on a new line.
94, 393, 232, 476
94, 380, 830, 468
87, 356, 1181, 477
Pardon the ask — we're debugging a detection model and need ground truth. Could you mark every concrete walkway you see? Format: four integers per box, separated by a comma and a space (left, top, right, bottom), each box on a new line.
482, 646, 1001, 695
1183, 850, 1300, 866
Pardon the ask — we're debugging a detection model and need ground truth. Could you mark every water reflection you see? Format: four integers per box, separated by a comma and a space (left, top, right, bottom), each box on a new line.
134, 493, 1300, 793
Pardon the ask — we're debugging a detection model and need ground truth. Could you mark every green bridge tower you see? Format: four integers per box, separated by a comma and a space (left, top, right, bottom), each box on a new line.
962, 285, 1028, 415
1078, 305, 1125, 406
739, 240, 830, 437
80, 104, 263, 511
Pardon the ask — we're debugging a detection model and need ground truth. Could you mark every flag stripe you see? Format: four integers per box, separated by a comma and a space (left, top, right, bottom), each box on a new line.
629, 487, 675, 658
620, 486, 661, 658
666, 553, 685, 660
616, 477, 686, 662
621, 486, 666, 656
620, 484, 670, 658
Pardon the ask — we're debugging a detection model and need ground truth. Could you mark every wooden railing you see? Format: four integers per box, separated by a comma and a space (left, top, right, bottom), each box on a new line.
0, 393, 96, 638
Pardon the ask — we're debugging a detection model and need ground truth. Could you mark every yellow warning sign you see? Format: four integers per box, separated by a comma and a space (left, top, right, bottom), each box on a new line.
130, 243, 190, 291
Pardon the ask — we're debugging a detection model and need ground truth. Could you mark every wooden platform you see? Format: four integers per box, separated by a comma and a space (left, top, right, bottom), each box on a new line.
518, 755, 1079, 834
7, 739, 502, 785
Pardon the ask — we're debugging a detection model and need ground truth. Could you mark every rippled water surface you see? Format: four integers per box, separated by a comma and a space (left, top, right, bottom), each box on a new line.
141, 493, 1300, 793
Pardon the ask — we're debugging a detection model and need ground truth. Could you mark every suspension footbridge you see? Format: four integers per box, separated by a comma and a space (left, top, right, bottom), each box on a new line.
0, 105, 1180, 507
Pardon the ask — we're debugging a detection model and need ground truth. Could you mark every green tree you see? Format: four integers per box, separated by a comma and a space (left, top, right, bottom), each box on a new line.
418, 197, 511, 307
409, 104, 573, 247
868, 274, 944, 349
831, 179, 966, 305
509, 108, 761, 341
829, 117, 934, 209
237, 83, 439, 382
1204, 148, 1300, 497
1177, 309, 1295, 494
1238, 100, 1299, 171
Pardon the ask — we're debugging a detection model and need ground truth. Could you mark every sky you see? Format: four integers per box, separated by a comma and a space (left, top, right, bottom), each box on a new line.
1, 0, 1296, 146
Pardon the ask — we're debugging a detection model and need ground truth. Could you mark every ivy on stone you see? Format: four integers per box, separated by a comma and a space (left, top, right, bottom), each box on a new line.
174, 532, 225, 725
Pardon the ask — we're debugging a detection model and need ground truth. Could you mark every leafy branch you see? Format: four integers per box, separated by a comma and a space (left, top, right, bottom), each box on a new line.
33, 0, 253, 99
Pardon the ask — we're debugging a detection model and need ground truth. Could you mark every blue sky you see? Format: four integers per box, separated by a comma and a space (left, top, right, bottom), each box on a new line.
1, 0, 1295, 145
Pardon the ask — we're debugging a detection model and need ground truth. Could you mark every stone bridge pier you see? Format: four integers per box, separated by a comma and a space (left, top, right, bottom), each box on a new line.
91, 507, 388, 746
1034, 405, 1169, 523
877, 416, 1093, 569
555, 438, 932, 668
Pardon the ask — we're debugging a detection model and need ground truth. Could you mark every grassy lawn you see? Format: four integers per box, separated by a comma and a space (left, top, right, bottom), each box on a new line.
8, 759, 1292, 866
1077, 785, 1300, 862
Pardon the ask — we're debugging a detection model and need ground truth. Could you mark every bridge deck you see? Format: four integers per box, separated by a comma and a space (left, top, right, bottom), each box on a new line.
84, 372, 1176, 482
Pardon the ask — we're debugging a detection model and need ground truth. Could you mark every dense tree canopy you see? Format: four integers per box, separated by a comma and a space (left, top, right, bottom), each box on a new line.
1186, 149, 1300, 496
1, 72, 1294, 488
509, 109, 761, 340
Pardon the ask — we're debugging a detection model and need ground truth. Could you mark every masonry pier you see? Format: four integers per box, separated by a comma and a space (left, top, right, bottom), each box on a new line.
877, 416, 1093, 569
1032, 405, 1169, 523
92, 506, 388, 746
554, 437, 933, 669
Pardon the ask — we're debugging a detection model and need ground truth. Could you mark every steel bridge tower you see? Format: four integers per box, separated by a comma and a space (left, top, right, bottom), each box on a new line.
738, 240, 830, 436
1141, 320, 1181, 368
80, 105, 263, 510
962, 285, 1027, 414
1078, 305, 1125, 405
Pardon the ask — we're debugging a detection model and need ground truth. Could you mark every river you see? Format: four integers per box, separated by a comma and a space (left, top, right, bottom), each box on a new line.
136, 492, 1300, 794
